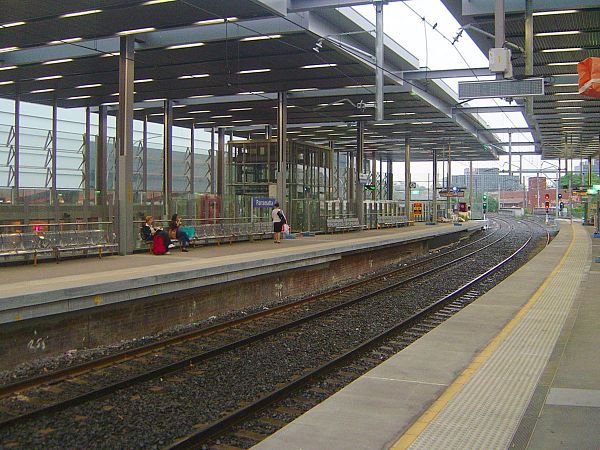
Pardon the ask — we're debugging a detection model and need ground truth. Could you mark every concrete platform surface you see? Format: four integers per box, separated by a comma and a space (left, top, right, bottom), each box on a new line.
0, 221, 485, 324
254, 221, 593, 450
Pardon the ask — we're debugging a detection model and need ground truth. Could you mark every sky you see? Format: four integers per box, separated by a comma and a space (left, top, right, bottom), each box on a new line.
355, 0, 550, 184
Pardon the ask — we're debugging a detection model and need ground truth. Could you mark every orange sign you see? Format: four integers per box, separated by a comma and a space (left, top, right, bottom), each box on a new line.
413, 202, 423, 216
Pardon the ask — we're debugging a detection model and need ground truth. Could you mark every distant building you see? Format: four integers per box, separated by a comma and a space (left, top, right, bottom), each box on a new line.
451, 167, 522, 193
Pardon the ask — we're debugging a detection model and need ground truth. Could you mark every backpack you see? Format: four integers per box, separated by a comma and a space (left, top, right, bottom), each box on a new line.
152, 234, 167, 255
277, 210, 286, 224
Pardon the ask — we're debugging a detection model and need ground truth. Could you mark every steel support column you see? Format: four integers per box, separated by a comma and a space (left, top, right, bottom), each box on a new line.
210, 128, 216, 194
405, 136, 411, 219
84, 106, 91, 211
446, 144, 451, 216
13, 94, 20, 194
469, 160, 474, 207
525, 0, 534, 117
190, 124, 195, 195
375, 0, 384, 121
371, 157, 377, 200
431, 149, 437, 223
508, 132, 513, 176
387, 159, 393, 200
217, 128, 225, 197
97, 106, 107, 207
51, 98, 58, 214
142, 116, 148, 192
163, 99, 173, 218
277, 91, 288, 212
495, 0, 505, 48
117, 35, 135, 255
356, 121, 365, 224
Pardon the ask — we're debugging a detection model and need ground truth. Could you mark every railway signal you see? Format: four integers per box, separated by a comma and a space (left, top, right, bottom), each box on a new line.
482, 194, 488, 214
544, 193, 550, 211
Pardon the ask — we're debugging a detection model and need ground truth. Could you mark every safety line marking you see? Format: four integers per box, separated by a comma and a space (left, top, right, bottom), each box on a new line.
391, 224, 576, 450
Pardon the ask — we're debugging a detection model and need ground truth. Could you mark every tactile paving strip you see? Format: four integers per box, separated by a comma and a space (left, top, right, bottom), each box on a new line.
409, 225, 591, 450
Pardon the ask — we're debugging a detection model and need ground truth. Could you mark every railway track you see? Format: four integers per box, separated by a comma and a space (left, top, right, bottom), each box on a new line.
0, 217, 548, 449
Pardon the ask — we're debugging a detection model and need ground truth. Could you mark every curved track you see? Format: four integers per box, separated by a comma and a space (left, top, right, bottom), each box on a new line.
0, 218, 549, 449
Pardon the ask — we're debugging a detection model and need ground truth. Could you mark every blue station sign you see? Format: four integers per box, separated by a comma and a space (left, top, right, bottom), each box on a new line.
252, 198, 277, 208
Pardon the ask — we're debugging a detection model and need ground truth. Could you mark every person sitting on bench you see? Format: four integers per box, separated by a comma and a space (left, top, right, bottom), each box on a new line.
169, 214, 191, 252
141, 216, 173, 253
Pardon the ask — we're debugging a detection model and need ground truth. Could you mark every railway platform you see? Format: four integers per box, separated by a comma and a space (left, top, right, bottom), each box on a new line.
0, 221, 485, 369
254, 221, 598, 450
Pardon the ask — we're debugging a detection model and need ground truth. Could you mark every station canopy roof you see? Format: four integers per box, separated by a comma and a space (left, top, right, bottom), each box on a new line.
443, 0, 600, 160
0, 0, 504, 161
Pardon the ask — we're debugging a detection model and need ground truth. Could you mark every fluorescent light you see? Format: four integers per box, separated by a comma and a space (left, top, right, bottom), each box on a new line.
211, 115, 233, 119
302, 126, 321, 129
76, 83, 102, 89
535, 30, 580, 37
0, 66, 17, 71
149, 113, 163, 117
35, 75, 63, 81
317, 102, 344, 106
167, 42, 205, 50
229, 107, 252, 111
48, 37, 82, 45
289, 87, 318, 92
174, 117, 194, 121
67, 95, 92, 100
391, 112, 415, 116
143, 0, 176, 5
134, 78, 154, 83
237, 68, 271, 74
188, 110, 211, 114
349, 114, 371, 118
556, 106, 582, 109
0, 21, 26, 28
117, 27, 156, 36
101, 52, 119, 58
547, 62, 579, 66
411, 121, 433, 125
240, 34, 282, 42
554, 83, 578, 87
0, 80, 14, 86
188, 94, 213, 99
31, 88, 55, 93
60, 9, 102, 18
195, 17, 238, 26
178, 74, 210, 79
144, 98, 167, 102
102, 101, 119, 106
238, 91, 265, 95
345, 84, 374, 88
541, 47, 582, 53
372, 123, 395, 126
532, 9, 578, 16
301, 63, 337, 69
196, 121, 216, 125
556, 99, 584, 102
232, 119, 252, 123
42, 58, 73, 65
0, 47, 19, 54
560, 116, 584, 120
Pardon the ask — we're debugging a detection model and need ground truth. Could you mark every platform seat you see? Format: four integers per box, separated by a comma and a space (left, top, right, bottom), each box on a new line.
376, 215, 414, 229
326, 217, 364, 233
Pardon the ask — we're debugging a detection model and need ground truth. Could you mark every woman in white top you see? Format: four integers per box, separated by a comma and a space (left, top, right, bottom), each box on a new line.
271, 202, 286, 243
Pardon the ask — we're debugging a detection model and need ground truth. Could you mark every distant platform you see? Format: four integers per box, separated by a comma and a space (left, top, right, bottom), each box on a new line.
254, 221, 598, 450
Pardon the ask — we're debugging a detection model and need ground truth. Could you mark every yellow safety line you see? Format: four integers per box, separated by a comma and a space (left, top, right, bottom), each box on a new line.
391, 224, 575, 450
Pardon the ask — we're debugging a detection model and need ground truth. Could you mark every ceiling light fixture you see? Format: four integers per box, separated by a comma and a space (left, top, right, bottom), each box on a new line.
535, 30, 580, 37
48, 37, 82, 45
142, 0, 176, 5
42, 58, 73, 65
547, 61, 579, 66
31, 88, 55, 93
0, 80, 14, 86
68, 95, 92, 100
211, 115, 233, 119
188, 94, 213, 99
0, 66, 17, 71
0, 47, 19, 54
289, 88, 318, 92
301, 63, 337, 69
76, 83, 102, 89
134, 78, 154, 83
237, 68, 271, 74
101, 52, 119, 58
195, 17, 237, 26
167, 42, 205, 50
144, 98, 166, 102
188, 110, 211, 114
229, 107, 253, 111
178, 74, 210, 79
238, 91, 265, 95
35, 75, 63, 81
541, 47, 582, 53
60, 9, 102, 18
240, 34, 282, 42
532, 9, 578, 16
411, 121, 433, 125
0, 21, 26, 28
117, 27, 156, 36
232, 119, 252, 123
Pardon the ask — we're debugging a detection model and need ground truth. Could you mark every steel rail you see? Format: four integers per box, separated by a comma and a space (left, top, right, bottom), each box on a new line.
167, 230, 534, 449
0, 221, 497, 399
0, 220, 510, 430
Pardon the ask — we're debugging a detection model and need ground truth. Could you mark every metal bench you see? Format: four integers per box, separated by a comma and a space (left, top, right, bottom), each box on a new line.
376, 215, 414, 228
326, 217, 363, 233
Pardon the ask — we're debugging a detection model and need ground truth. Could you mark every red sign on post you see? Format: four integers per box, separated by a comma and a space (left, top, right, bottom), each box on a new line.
578, 57, 600, 99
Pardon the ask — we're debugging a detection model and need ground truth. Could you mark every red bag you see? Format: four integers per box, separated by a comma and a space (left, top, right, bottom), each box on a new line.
152, 234, 166, 255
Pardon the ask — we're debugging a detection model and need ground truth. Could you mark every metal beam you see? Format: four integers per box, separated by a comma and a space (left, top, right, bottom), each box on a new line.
454, 105, 524, 114
117, 35, 135, 255
163, 99, 173, 217
277, 91, 288, 211
405, 136, 411, 219
375, 0, 384, 121
401, 67, 494, 80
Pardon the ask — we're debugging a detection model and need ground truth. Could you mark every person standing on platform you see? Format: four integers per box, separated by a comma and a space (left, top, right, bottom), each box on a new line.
272, 202, 286, 244
169, 214, 191, 252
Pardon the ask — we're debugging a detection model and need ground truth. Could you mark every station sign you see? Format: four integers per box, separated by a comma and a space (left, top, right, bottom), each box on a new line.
252, 198, 277, 208
359, 173, 370, 185
413, 202, 423, 216
438, 189, 465, 197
